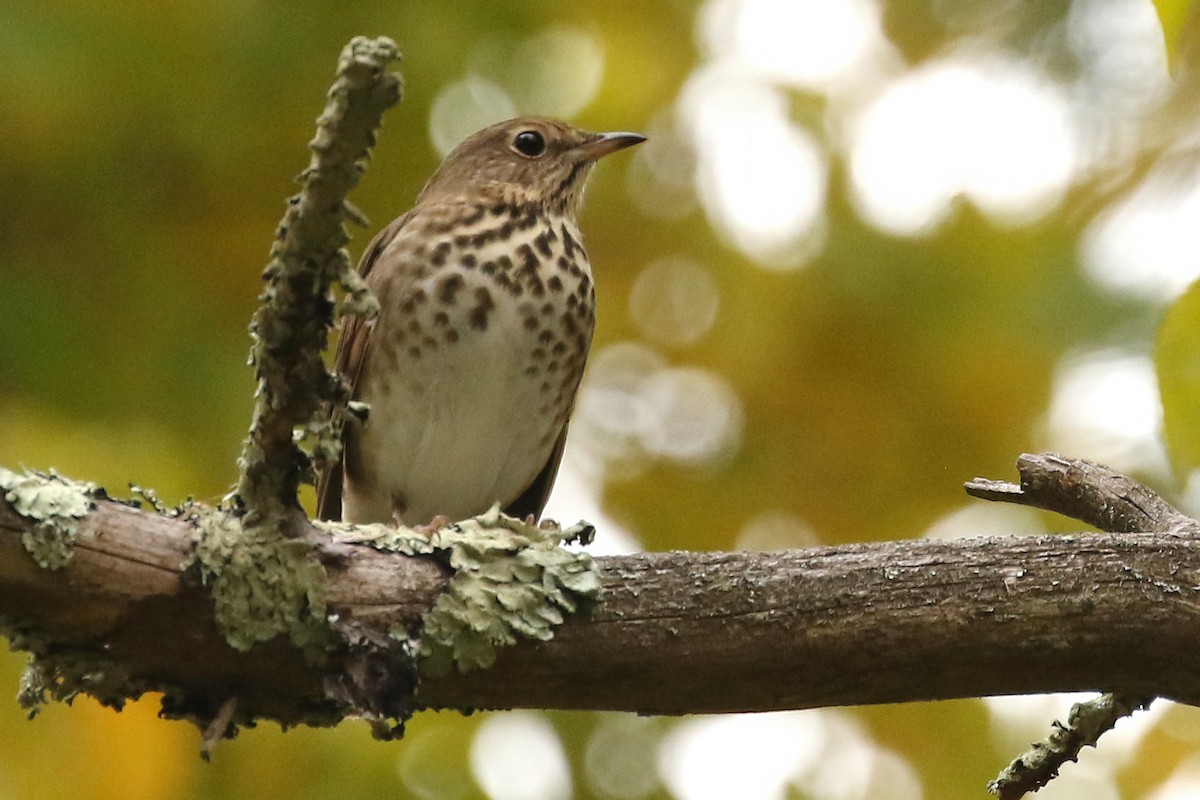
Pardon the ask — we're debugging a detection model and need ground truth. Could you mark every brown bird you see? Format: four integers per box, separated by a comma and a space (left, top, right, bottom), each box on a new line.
317, 117, 645, 526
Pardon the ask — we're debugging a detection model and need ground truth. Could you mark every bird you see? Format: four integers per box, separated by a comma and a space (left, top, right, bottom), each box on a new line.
316, 117, 645, 527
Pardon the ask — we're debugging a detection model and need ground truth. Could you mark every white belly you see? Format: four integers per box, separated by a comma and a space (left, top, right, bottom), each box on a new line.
343, 218, 594, 525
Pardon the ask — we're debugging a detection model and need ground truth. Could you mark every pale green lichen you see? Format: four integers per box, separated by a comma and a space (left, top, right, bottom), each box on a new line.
422, 508, 600, 676
324, 506, 601, 677
187, 508, 333, 653
988, 693, 1152, 798
0, 467, 96, 570
17, 652, 148, 718
2, 620, 152, 719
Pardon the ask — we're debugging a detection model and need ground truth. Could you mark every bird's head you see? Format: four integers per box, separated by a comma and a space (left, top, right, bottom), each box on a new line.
418, 117, 645, 216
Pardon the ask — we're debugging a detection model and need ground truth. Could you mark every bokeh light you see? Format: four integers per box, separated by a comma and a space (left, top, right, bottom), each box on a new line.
574, 343, 743, 472
735, 510, 822, 550
470, 712, 572, 800
1149, 756, 1200, 800
922, 503, 1047, 541
658, 710, 921, 800
430, 24, 606, 157
583, 715, 663, 799
680, 67, 827, 265
849, 57, 1075, 234
1043, 349, 1166, 474
429, 76, 517, 157
627, 256, 720, 348
698, 0, 884, 89
658, 712, 827, 800
1082, 168, 1200, 301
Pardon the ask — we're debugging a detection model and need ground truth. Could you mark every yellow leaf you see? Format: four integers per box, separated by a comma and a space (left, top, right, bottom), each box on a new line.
1156, 278, 1200, 479
1153, 0, 1198, 73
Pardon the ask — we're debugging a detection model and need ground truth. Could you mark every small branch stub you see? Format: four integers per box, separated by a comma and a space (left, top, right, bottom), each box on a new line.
965, 452, 1200, 534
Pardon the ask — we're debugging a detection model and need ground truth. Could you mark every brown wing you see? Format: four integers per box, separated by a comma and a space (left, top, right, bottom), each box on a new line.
504, 422, 571, 522
316, 213, 413, 521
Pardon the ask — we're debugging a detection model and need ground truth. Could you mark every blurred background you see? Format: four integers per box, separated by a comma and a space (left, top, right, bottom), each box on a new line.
3, 0, 1200, 797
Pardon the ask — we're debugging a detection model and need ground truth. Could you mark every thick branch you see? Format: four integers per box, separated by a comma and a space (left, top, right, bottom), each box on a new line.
3, 496, 1200, 721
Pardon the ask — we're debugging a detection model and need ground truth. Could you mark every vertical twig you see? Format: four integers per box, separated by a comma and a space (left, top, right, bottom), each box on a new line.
231, 36, 400, 525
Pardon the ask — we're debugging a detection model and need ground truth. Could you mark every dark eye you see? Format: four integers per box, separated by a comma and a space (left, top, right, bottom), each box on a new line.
512, 130, 546, 158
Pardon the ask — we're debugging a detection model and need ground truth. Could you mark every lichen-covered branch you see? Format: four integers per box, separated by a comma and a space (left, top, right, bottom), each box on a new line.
0, 475, 597, 738
180, 37, 403, 661
987, 694, 1153, 800
4, 473, 1200, 734
232, 36, 400, 524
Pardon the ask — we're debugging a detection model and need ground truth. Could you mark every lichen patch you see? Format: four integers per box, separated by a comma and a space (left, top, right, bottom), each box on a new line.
0, 467, 96, 570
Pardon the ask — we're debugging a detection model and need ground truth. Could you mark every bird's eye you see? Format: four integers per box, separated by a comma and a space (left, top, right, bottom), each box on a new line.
512, 130, 547, 158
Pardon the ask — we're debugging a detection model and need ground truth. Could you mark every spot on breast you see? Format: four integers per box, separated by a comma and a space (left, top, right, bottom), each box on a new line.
430, 241, 452, 267
561, 224, 581, 257
516, 243, 539, 273
438, 273, 465, 304
469, 287, 494, 331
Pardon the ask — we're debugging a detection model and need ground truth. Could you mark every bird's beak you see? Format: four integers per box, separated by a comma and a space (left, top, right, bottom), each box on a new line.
576, 131, 647, 161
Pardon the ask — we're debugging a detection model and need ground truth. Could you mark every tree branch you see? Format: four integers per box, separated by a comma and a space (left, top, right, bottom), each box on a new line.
233, 35, 399, 522
3, 482, 1200, 725
965, 451, 1200, 534
967, 452, 1183, 798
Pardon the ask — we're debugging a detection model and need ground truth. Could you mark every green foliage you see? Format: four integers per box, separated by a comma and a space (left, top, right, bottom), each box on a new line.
1156, 278, 1200, 481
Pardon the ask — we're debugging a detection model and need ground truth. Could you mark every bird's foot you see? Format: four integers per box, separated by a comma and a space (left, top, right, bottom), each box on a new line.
409, 513, 452, 536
